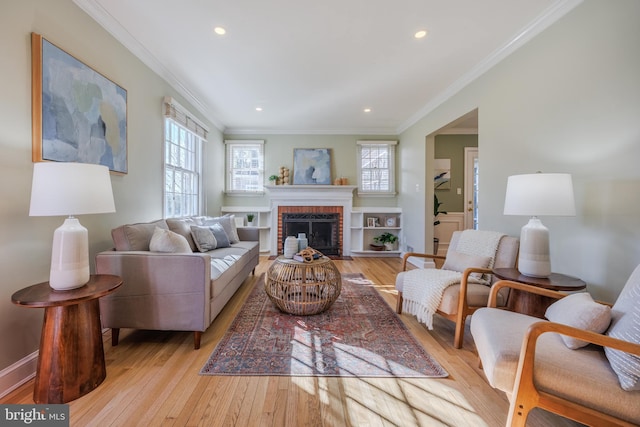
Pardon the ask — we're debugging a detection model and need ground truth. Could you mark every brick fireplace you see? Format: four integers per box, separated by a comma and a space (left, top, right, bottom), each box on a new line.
266, 185, 356, 256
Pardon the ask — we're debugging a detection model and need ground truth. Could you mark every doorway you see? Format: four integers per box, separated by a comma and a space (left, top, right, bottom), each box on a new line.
464, 147, 478, 230
429, 109, 478, 255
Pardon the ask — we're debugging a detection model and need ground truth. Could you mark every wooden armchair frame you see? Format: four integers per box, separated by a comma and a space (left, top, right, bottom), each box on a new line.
486, 280, 640, 427
396, 252, 494, 348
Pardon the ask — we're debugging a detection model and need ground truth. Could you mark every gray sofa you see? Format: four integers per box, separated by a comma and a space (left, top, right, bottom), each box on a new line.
95, 216, 259, 349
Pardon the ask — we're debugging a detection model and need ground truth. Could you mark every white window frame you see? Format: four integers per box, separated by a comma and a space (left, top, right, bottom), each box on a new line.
225, 140, 265, 194
163, 97, 207, 218
356, 140, 397, 196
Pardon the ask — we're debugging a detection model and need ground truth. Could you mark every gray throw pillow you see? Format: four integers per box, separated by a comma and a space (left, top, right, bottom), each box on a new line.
208, 223, 230, 248
202, 215, 239, 244
190, 225, 218, 252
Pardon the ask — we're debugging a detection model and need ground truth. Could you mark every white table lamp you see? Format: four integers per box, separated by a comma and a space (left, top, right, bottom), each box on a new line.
503, 173, 575, 278
29, 162, 115, 290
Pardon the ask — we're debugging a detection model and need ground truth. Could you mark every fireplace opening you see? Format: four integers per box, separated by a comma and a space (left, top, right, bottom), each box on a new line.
282, 213, 340, 256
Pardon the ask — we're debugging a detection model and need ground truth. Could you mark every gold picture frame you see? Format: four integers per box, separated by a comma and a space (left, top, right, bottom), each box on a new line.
31, 33, 128, 173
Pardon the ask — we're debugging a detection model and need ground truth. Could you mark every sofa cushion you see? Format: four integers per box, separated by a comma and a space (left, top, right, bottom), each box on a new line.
471, 308, 640, 423
166, 217, 201, 252
605, 264, 640, 391
149, 227, 192, 253
112, 219, 168, 251
190, 225, 218, 252
545, 292, 612, 349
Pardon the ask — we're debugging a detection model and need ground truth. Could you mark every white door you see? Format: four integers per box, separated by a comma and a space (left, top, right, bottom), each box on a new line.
464, 147, 478, 230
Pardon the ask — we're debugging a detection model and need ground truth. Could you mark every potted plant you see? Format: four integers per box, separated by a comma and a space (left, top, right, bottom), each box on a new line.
433, 192, 447, 254
246, 213, 256, 226
374, 232, 398, 251
268, 175, 279, 185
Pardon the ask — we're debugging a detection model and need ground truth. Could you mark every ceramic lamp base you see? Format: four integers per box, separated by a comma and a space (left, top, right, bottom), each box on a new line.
518, 217, 551, 278
49, 217, 89, 290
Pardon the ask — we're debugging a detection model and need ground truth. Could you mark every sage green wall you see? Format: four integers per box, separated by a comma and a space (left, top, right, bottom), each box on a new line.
434, 135, 478, 212
399, 0, 640, 302
222, 134, 398, 209
0, 0, 222, 373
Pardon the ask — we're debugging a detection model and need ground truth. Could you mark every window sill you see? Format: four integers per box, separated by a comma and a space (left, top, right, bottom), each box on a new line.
224, 191, 266, 197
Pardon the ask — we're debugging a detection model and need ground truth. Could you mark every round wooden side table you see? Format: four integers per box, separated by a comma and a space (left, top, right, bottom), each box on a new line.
492, 268, 586, 318
265, 256, 341, 315
11, 274, 123, 404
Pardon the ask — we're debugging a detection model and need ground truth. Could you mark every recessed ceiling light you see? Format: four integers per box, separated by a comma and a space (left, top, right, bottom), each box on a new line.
414, 29, 428, 39
255, 107, 263, 112
363, 108, 371, 113
214, 27, 226, 36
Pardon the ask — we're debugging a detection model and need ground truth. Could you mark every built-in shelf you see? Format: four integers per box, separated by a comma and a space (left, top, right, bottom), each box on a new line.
350, 207, 402, 257
220, 206, 271, 253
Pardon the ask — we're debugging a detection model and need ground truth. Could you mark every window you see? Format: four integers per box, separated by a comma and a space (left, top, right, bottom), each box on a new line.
357, 140, 397, 196
225, 140, 264, 193
163, 97, 207, 218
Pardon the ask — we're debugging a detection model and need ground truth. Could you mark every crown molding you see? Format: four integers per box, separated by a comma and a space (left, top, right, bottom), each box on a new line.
223, 127, 398, 136
73, 0, 225, 132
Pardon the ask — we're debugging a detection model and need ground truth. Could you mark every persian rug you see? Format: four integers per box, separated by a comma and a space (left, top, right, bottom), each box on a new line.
200, 273, 448, 378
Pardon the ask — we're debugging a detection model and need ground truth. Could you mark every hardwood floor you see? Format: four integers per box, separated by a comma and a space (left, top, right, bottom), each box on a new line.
2, 257, 580, 426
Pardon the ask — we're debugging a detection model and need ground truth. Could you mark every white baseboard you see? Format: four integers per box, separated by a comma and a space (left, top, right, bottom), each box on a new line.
0, 351, 38, 399
406, 256, 436, 269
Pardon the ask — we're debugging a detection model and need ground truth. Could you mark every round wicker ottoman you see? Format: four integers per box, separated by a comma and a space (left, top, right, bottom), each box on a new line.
265, 256, 342, 315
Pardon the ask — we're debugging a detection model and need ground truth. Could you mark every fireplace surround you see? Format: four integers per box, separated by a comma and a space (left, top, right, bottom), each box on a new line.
266, 185, 356, 256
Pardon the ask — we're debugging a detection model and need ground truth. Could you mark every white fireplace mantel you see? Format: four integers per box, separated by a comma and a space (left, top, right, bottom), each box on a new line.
266, 185, 356, 255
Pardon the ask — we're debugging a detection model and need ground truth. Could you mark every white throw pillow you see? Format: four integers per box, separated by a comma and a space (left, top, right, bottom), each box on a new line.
190, 225, 218, 252
545, 292, 611, 349
442, 251, 491, 280
149, 227, 192, 253
604, 265, 640, 391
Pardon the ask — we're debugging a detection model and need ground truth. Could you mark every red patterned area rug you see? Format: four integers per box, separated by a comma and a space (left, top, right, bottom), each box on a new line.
200, 273, 448, 378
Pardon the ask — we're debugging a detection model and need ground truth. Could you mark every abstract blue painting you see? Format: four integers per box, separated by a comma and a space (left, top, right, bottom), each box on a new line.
293, 148, 331, 185
35, 34, 127, 173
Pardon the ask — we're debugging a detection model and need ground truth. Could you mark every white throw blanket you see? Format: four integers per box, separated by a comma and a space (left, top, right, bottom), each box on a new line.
402, 230, 505, 329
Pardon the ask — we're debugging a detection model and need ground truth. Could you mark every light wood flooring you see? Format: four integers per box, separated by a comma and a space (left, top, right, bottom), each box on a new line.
2, 257, 581, 426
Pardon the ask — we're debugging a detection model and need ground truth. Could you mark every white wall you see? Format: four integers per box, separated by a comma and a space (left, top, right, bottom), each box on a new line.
0, 0, 222, 373
399, 0, 640, 302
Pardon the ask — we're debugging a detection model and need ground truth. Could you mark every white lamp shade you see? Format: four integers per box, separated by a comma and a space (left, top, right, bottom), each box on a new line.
29, 162, 115, 217
29, 162, 115, 290
503, 173, 575, 217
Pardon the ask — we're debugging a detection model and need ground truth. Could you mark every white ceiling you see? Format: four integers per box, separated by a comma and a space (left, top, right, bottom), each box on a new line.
73, 0, 580, 135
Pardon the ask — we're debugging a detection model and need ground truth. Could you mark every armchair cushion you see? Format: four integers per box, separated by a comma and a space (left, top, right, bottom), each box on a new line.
545, 292, 611, 349
149, 227, 192, 253
442, 251, 491, 280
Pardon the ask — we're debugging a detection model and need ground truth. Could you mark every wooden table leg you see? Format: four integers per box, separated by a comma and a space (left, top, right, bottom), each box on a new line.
34, 299, 106, 403
507, 289, 555, 319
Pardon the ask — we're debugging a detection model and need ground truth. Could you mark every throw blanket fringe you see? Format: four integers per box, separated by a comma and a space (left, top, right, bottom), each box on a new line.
402, 269, 462, 329
402, 230, 505, 329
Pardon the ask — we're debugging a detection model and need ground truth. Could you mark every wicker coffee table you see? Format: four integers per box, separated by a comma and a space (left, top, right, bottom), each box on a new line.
265, 256, 342, 315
